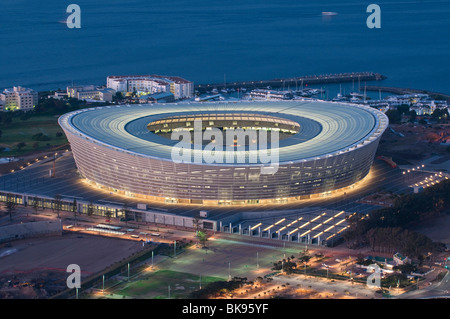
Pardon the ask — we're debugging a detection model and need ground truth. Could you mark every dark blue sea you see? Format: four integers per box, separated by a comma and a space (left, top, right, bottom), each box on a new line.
0, 0, 449, 94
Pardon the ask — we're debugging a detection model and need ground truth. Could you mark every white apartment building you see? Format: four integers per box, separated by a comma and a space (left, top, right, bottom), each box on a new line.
66, 85, 114, 102
151, 75, 194, 100
107, 76, 170, 96
0, 86, 38, 111
107, 75, 193, 100
67, 85, 95, 98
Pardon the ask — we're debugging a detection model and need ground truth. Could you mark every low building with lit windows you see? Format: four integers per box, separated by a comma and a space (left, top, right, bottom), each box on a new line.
107, 75, 193, 100
0, 86, 38, 112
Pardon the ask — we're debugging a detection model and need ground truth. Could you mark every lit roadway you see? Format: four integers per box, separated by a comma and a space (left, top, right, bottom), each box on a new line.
395, 271, 450, 299
0, 151, 420, 220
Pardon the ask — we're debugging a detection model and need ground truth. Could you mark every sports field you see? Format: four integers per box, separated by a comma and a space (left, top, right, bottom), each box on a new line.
113, 270, 224, 299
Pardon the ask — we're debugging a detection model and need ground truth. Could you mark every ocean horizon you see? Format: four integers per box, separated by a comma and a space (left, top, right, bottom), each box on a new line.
0, 0, 449, 94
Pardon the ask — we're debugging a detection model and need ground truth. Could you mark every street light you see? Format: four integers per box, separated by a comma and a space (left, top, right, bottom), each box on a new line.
174, 240, 176, 257
257, 251, 259, 270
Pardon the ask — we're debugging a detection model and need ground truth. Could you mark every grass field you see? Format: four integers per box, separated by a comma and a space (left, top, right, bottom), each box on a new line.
114, 270, 225, 299
0, 115, 68, 157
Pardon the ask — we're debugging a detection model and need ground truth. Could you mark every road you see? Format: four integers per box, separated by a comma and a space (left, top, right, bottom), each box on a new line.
0, 151, 421, 229
396, 271, 450, 299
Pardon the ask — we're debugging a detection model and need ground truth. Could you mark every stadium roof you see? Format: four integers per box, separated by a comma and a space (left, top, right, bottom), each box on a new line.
59, 100, 388, 164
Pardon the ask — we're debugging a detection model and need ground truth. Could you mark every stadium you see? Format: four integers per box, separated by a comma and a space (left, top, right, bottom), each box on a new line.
59, 101, 388, 206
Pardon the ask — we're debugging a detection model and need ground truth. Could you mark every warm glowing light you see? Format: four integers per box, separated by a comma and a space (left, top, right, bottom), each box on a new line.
251, 223, 262, 230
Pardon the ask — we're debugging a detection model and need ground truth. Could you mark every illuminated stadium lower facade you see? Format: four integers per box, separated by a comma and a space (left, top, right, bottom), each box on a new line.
59, 101, 388, 205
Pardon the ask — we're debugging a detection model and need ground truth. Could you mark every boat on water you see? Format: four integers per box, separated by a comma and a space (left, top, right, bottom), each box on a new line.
295, 88, 321, 97
322, 12, 338, 16
350, 96, 362, 103
350, 92, 365, 98
332, 93, 349, 102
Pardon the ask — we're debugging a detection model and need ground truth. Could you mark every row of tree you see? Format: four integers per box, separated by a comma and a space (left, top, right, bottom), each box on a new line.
385, 104, 449, 124
364, 227, 439, 257
189, 277, 247, 299
385, 104, 416, 124
33, 97, 87, 116
0, 96, 104, 128
344, 180, 450, 258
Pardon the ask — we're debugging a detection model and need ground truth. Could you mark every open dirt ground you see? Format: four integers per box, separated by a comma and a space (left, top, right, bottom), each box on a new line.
0, 233, 143, 298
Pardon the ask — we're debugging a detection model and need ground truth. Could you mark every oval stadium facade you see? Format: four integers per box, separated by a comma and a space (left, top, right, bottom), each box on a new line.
59, 101, 388, 205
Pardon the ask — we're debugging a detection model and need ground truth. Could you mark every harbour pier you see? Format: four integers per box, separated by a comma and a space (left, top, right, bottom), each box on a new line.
195, 72, 386, 93
364, 86, 450, 102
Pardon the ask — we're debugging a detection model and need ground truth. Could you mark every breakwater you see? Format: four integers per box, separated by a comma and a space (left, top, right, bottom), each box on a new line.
195, 72, 386, 93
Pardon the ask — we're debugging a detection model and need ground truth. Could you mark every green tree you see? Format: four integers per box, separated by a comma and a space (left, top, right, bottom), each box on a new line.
121, 203, 131, 224
16, 142, 26, 151
105, 210, 112, 222
385, 110, 401, 124
4, 115, 12, 126
397, 104, 410, 116
409, 110, 417, 122
192, 215, 202, 246
52, 194, 63, 218
87, 202, 95, 217
113, 92, 124, 102
5, 194, 17, 221
393, 263, 417, 274
432, 108, 449, 123
32, 196, 40, 215
20, 113, 30, 121
197, 231, 208, 248
72, 199, 78, 220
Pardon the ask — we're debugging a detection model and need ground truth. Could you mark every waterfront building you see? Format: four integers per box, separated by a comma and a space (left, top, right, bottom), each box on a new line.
107, 75, 193, 100
66, 85, 115, 102
0, 86, 38, 112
